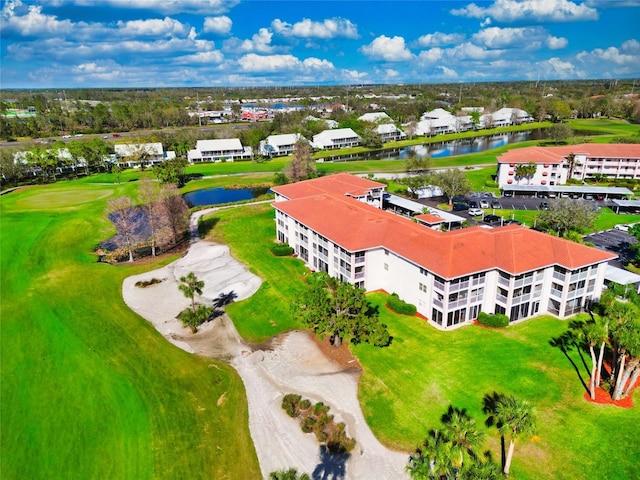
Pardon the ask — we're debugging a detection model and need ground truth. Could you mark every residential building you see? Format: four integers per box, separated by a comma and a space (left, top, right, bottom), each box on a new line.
272, 173, 615, 330
481, 108, 532, 128
375, 123, 407, 142
114, 143, 173, 168
187, 138, 253, 163
497, 144, 640, 187
358, 112, 392, 123
312, 128, 361, 150
259, 133, 305, 157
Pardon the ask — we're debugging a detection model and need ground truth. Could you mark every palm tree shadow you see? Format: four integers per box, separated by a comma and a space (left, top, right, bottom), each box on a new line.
482, 392, 506, 470
312, 445, 350, 480
549, 332, 589, 393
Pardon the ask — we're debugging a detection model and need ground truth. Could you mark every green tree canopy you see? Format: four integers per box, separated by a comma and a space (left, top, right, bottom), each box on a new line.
293, 272, 390, 348
536, 198, 596, 236
428, 168, 473, 205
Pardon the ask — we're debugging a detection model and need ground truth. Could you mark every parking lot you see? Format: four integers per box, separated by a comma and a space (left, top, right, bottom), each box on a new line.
584, 228, 638, 265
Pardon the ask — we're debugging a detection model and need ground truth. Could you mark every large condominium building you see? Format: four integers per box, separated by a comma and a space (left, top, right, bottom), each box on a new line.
272, 173, 615, 330
497, 144, 640, 187
188, 138, 253, 163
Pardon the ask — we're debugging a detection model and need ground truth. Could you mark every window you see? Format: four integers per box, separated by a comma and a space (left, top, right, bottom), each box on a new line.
432, 308, 443, 325
384, 263, 388, 271
419, 283, 427, 293
447, 308, 467, 327
498, 287, 508, 297
449, 290, 468, 302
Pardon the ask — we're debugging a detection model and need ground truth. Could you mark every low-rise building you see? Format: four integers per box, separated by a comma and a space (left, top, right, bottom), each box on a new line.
272, 173, 615, 330
375, 123, 406, 142
259, 133, 305, 157
497, 144, 640, 187
312, 128, 360, 150
358, 112, 392, 123
114, 143, 173, 168
188, 138, 253, 163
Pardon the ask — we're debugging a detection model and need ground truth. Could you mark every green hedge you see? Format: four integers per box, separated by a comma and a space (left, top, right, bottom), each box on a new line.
269, 243, 294, 256
477, 311, 509, 328
386, 293, 417, 316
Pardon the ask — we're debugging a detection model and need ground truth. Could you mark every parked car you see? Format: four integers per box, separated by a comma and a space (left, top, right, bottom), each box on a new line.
504, 219, 521, 225
452, 203, 469, 211
62, 134, 71, 139
483, 214, 501, 224
468, 201, 479, 208
539, 202, 550, 210
570, 193, 580, 199
468, 208, 484, 216
479, 200, 490, 208
491, 201, 502, 209
75, 133, 83, 137
112, 133, 121, 138
503, 191, 514, 197
585, 194, 594, 201
614, 224, 630, 232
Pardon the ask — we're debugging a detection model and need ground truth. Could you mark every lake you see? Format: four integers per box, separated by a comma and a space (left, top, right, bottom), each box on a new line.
184, 186, 271, 207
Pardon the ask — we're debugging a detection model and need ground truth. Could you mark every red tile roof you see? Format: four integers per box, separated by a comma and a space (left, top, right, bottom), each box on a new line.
416, 213, 445, 224
498, 144, 640, 165
274, 189, 616, 279
271, 172, 386, 200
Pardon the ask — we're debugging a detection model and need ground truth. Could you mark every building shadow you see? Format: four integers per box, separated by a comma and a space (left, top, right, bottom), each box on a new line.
312, 445, 350, 480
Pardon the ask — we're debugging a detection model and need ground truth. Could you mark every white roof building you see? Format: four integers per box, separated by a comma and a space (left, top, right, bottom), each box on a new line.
259, 133, 305, 157
358, 112, 392, 123
376, 123, 406, 142
312, 128, 361, 150
481, 108, 532, 128
114, 143, 170, 167
188, 138, 253, 163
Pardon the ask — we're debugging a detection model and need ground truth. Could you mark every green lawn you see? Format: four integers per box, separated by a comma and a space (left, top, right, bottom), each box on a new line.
0, 183, 260, 480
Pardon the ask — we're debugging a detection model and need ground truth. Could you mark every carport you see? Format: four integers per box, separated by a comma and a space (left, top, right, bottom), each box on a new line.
610, 199, 640, 214
605, 264, 640, 294
383, 193, 465, 227
501, 185, 633, 199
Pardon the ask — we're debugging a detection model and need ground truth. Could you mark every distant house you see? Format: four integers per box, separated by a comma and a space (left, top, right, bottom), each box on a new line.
312, 128, 361, 150
416, 108, 458, 136
114, 143, 172, 168
358, 112, 392, 123
259, 133, 306, 157
188, 138, 253, 163
376, 124, 406, 142
482, 108, 532, 128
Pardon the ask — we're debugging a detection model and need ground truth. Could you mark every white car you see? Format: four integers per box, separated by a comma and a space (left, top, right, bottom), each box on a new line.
75, 133, 83, 137
468, 208, 484, 216
479, 200, 490, 208
62, 134, 71, 139
614, 224, 630, 232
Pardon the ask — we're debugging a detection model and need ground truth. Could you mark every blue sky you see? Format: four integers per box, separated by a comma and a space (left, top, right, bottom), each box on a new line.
1, 0, 639, 89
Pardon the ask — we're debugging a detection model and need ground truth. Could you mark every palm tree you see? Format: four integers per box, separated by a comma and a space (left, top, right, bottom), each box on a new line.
178, 272, 204, 314
269, 469, 310, 480
571, 318, 609, 399
441, 406, 484, 472
491, 394, 536, 476
407, 429, 454, 480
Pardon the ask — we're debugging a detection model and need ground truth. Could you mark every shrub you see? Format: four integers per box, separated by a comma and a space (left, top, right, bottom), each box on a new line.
177, 305, 214, 333
386, 293, 417, 315
282, 394, 302, 417
269, 243, 294, 256
135, 278, 162, 288
485, 179, 499, 188
478, 311, 509, 328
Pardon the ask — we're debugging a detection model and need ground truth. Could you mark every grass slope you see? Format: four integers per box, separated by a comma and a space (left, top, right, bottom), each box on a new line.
0, 183, 260, 479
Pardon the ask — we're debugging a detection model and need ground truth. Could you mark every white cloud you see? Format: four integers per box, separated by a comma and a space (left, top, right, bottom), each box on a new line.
302, 57, 335, 69
203, 16, 232, 35
542, 57, 582, 78
271, 17, 358, 39
448, 42, 505, 60
116, 17, 189, 37
341, 69, 369, 82
237, 53, 335, 73
360, 35, 414, 62
472, 27, 567, 50
417, 48, 444, 64
451, 0, 599, 23
2, 0, 76, 36
576, 41, 640, 72
74, 0, 239, 15
416, 32, 464, 47
436, 66, 458, 79
223, 28, 275, 54
175, 50, 224, 64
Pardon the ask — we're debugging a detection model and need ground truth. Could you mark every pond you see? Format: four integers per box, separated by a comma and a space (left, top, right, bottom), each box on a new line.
320, 128, 564, 162
184, 186, 271, 207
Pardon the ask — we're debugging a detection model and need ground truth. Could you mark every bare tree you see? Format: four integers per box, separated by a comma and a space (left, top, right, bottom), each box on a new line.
161, 184, 189, 245
138, 176, 168, 257
285, 140, 316, 183
106, 196, 140, 262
